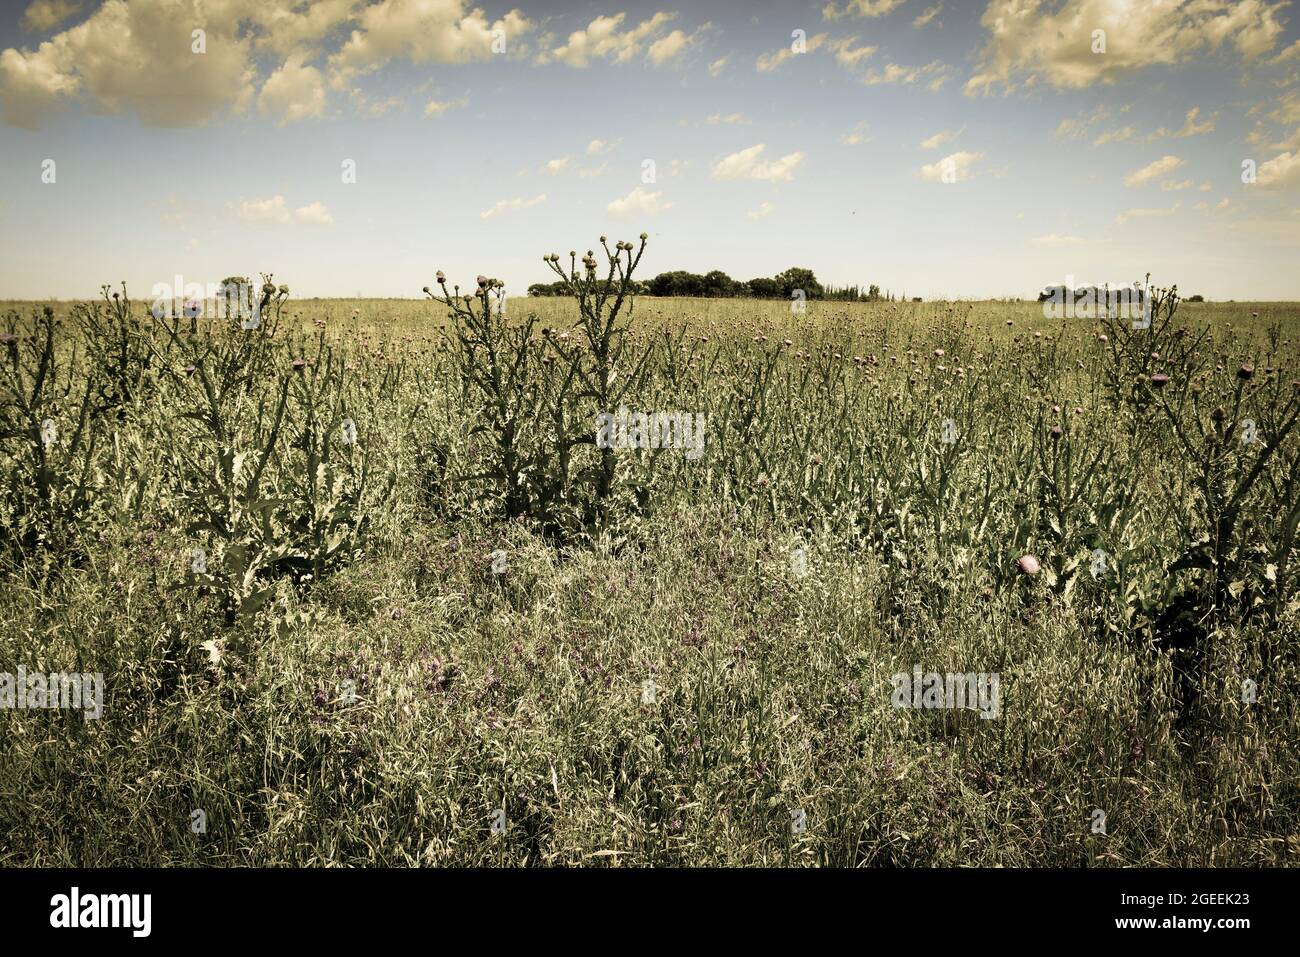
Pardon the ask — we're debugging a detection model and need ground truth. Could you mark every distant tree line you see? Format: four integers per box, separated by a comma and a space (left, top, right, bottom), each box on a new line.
528, 267, 910, 302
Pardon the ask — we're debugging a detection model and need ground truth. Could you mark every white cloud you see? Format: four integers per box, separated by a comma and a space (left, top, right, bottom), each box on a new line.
480, 194, 547, 220
1257, 151, 1300, 189
1052, 104, 1117, 141
648, 27, 705, 66
607, 186, 672, 217
711, 144, 805, 182
919, 150, 983, 182
1093, 126, 1135, 146
1115, 202, 1180, 225
1176, 106, 1217, 137
22, 0, 82, 32
236, 195, 333, 225
542, 157, 571, 175
1161, 179, 1194, 191
544, 12, 676, 67
1125, 155, 1185, 188
1030, 233, 1085, 247
332, 1, 531, 84
747, 201, 775, 220
294, 201, 335, 225
238, 196, 291, 224
587, 138, 619, 155
856, 59, 947, 87
912, 3, 943, 29
705, 112, 750, 126
756, 33, 827, 72
966, 0, 1287, 94
842, 122, 870, 145
823, 0, 907, 20
424, 97, 466, 118
0, 0, 257, 130
919, 128, 958, 149
708, 56, 728, 77
258, 55, 326, 125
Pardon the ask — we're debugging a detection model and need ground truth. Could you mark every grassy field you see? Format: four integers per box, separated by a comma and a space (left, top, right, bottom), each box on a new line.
1, 269, 1298, 866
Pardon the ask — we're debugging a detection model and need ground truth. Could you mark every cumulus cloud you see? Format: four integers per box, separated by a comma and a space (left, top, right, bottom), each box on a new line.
424, 97, 467, 118
543, 11, 676, 67
756, 33, 827, 72
705, 112, 750, 126
920, 128, 959, 149
258, 55, 326, 125
22, 0, 82, 32
607, 185, 672, 216
841, 122, 870, 145
912, 3, 943, 29
648, 25, 709, 66
542, 157, 571, 175
480, 194, 547, 219
1257, 151, 1300, 189
1125, 155, 1185, 187
1, 0, 256, 130
966, 0, 1287, 95
747, 201, 775, 220
236, 195, 334, 225
919, 150, 982, 182
710, 144, 805, 182
293, 201, 335, 225
708, 56, 728, 77
331, 0, 531, 88
1176, 106, 1217, 137
587, 138, 619, 155
1093, 126, 1135, 146
822, 0, 907, 20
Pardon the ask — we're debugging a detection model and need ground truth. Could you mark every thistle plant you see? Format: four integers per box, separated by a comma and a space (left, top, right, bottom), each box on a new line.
425, 272, 546, 519
541, 235, 653, 506
0, 307, 100, 561
73, 282, 159, 416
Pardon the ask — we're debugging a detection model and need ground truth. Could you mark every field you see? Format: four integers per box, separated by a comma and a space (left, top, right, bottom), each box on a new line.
1, 260, 1298, 866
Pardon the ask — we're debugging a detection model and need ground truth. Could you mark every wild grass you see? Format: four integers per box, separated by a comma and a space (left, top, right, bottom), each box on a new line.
0, 272, 1297, 866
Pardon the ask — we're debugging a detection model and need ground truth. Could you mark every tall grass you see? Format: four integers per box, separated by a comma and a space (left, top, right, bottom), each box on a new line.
0, 266, 1296, 866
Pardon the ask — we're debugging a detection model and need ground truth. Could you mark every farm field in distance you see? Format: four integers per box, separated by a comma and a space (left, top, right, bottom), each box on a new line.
1, 282, 1297, 866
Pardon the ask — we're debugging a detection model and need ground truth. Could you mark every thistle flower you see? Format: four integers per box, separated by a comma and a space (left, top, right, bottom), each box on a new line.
1238, 364, 1254, 380
292, 358, 306, 373
1016, 555, 1040, 576
1151, 373, 1169, 388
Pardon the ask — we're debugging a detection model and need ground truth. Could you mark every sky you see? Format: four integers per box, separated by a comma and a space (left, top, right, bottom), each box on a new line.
1, 0, 1299, 302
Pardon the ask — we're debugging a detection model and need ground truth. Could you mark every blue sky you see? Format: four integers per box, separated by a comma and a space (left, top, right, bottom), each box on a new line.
2, 0, 1299, 301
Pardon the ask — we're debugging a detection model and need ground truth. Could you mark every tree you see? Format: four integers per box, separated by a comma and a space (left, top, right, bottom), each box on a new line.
746, 277, 782, 299
775, 267, 823, 300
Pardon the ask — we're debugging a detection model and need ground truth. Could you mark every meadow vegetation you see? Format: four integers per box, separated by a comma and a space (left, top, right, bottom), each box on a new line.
0, 242, 1297, 866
